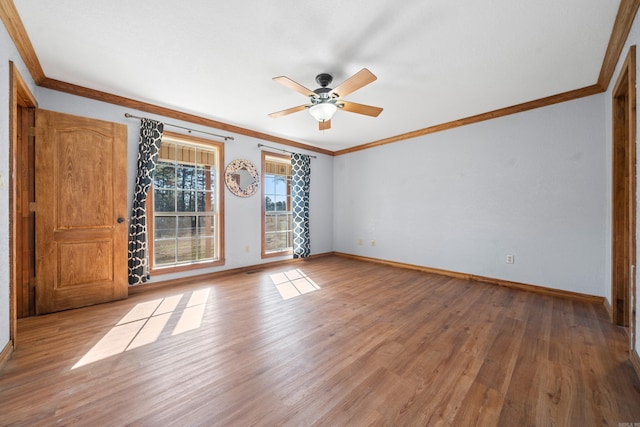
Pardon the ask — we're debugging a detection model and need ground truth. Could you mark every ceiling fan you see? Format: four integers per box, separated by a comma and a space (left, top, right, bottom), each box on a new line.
268, 68, 383, 131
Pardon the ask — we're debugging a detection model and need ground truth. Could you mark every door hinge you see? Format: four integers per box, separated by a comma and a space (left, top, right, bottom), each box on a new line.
29, 202, 36, 213
29, 276, 36, 289
29, 126, 36, 137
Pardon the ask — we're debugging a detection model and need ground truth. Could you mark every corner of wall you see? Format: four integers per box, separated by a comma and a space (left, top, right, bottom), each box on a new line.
0, 339, 13, 372
603, 297, 613, 321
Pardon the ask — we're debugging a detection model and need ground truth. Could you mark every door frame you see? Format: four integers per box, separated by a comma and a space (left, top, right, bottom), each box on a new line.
611, 45, 637, 353
9, 62, 37, 347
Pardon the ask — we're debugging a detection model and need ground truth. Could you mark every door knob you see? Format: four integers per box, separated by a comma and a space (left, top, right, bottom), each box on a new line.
117, 217, 125, 223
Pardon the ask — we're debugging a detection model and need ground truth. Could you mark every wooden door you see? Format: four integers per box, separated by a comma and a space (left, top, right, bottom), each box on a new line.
35, 109, 128, 314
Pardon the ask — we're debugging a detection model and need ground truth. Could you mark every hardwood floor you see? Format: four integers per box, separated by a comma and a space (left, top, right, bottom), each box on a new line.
1, 255, 639, 426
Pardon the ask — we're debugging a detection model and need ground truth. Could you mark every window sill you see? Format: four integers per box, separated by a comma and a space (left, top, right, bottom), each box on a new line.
261, 249, 293, 259
151, 258, 225, 276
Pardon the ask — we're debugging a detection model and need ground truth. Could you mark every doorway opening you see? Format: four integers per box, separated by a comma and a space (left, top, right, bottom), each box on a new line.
611, 45, 636, 354
9, 62, 37, 347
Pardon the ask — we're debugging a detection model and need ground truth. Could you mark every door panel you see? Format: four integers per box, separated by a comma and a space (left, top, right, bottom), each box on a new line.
35, 109, 128, 314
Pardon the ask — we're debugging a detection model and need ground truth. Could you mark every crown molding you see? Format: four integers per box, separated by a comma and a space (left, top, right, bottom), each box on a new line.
0, 0, 44, 83
40, 77, 334, 156
335, 84, 603, 155
598, 0, 640, 90
2, 0, 638, 156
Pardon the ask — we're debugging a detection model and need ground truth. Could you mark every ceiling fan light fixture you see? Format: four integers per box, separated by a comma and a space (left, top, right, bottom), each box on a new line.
308, 102, 337, 122
269, 69, 381, 129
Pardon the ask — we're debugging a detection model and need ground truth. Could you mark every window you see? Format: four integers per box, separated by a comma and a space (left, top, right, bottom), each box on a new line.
149, 131, 224, 273
262, 153, 292, 257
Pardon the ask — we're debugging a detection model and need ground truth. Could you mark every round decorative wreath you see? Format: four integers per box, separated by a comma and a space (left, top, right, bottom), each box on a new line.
224, 159, 259, 197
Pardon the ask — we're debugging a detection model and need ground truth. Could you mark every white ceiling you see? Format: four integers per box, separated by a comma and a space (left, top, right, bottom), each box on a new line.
13, 0, 619, 152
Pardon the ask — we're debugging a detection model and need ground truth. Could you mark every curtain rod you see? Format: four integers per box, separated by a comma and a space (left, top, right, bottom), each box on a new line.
124, 113, 234, 141
257, 143, 317, 159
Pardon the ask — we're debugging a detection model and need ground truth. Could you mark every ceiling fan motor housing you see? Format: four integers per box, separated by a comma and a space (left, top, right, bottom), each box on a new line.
315, 73, 333, 88
313, 74, 339, 102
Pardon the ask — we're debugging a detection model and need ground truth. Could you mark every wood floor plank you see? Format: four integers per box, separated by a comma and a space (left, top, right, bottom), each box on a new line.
1, 255, 639, 426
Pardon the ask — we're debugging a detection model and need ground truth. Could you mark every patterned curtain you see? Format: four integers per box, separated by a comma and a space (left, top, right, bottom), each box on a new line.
291, 153, 311, 258
128, 119, 164, 285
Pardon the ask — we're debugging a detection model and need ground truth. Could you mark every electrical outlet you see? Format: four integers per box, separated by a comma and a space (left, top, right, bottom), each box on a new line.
371, 240, 376, 247
506, 254, 514, 264
245, 245, 250, 253
358, 239, 363, 246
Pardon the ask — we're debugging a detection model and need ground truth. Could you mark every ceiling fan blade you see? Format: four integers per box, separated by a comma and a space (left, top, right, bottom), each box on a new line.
272, 76, 316, 97
268, 104, 308, 118
319, 120, 331, 131
330, 68, 377, 98
340, 101, 383, 117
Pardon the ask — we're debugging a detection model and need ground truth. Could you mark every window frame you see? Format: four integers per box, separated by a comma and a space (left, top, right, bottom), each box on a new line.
147, 131, 225, 275
261, 152, 293, 258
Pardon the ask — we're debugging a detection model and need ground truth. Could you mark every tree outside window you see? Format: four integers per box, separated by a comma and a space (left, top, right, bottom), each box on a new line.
262, 153, 292, 257
148, 132, 224, 272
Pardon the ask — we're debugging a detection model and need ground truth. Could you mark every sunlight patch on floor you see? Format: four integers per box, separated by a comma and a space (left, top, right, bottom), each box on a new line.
271, 269, 320, 300
173, 289, 210, 335
72, 289, 210, 369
